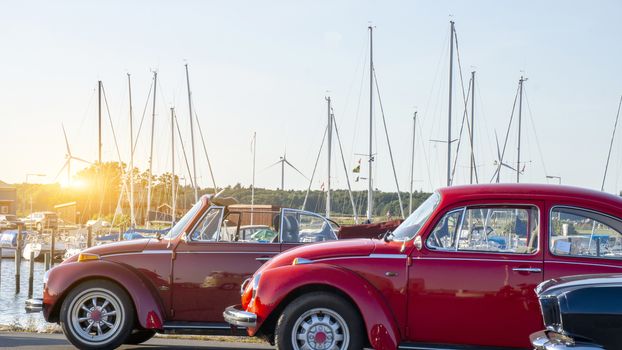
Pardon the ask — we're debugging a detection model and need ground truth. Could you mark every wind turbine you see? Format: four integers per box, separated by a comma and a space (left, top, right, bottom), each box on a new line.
55, 124, 92, 185
491, 131, 519, 183
268, 150, 308, 191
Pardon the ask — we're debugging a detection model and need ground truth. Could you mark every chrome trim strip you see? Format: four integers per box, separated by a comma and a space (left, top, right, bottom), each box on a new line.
141, 250, 172, 254
546, 260, 622, 269
369, 254, 408, 259
177, 251, 279, 254
163, 324, 233, 329
415, 257, 541, 264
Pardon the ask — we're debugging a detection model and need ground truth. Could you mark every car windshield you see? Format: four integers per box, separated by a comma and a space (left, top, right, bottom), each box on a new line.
163, 200, 204, 239
392, 192, 440, 241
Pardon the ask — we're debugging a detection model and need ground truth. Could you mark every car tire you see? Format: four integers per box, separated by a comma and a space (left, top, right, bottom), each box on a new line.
274, 292, 364, 350
60, 279, 135, 350
124, 329, 156, 345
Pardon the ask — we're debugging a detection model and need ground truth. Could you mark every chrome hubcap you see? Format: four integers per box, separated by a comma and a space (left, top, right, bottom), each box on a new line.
69, 289, 124, 345
292, 308, 349, 350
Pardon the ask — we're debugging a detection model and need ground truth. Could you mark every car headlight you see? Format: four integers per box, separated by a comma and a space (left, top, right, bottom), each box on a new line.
251, 273, 261, 300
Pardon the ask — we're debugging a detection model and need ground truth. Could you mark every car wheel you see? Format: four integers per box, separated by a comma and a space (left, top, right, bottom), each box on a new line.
275, 292, 364, 350
124, 329, 156, 345
60, 279, 134, 350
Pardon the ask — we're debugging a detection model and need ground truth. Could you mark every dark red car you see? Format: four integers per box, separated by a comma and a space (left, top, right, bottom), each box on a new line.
225, 184, 622, 350
41, 195, 337, 349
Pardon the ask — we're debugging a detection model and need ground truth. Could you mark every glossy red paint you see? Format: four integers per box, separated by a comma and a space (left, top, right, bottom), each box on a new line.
44, 259, 165, 329
43, 195, 339, 333
238, 184, 622, 349
248, 263, 400, 350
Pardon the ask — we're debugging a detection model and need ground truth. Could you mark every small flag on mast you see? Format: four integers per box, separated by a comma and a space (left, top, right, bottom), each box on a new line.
352, 159, 361, 173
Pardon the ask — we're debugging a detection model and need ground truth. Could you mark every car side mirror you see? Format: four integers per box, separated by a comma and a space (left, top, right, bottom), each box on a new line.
414, 236, 423, 251
181, 232, 189, 242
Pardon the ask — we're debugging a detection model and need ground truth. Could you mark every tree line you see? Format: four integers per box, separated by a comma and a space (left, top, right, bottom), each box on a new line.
15, 162, 431, 224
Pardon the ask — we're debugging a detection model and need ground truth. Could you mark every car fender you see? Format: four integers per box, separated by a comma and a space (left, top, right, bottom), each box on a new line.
45, 259, 165, 330
252, 263, 399, 350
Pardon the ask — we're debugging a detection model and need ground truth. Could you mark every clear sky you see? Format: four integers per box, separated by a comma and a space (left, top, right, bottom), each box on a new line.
1, 0, 622, 195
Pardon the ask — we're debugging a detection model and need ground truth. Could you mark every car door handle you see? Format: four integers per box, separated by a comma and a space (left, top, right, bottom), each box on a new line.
512, 267, 542, 273
256, 257, 271, 262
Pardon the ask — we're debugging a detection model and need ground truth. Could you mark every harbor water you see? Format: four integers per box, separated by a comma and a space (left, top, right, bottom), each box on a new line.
0, 258, 52, 331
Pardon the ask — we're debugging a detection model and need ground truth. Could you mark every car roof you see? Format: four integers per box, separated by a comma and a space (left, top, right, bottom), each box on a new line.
436, 183, 622, 207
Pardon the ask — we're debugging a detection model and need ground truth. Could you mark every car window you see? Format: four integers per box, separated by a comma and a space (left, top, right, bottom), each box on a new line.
190, 206, 224, 241
426, 208, 464, 250
281, 210, 337, 243
427, 206, 539, 254
457, 207, 539, 254
550, 207, 622, 258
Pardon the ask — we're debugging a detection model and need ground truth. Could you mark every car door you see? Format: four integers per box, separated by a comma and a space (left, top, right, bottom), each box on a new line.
171, 206, 281, 323
545, 204, 622, 279
407, 200, 544, 349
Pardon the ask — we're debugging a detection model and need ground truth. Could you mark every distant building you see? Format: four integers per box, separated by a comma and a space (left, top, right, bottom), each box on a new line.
0, 180, 17, 215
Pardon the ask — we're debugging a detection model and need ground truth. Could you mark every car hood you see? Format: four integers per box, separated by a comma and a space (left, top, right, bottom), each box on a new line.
536, 273, 622, 296
260, 238, 376, 273
82, 238, 151, 257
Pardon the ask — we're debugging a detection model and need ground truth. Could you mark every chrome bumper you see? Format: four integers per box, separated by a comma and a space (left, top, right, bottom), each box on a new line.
530, 331, 603, 350
223, 305, 257, 328
24, 298, 43, 313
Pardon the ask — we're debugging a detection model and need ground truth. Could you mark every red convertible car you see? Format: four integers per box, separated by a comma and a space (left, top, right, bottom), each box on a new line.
225, 184, 622, 350
40, 194, 338, 349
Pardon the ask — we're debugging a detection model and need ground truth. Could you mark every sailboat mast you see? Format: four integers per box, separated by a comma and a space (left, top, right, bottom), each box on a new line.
447, 21, 455, 187
409, 111, 417, 214
185, 64, 198, 201
326, 96, 332, 218
251, 132, 256, 225
281, 155, 285, 191
367, 25, 374, 222
127, 73, 135, 228
517, 76, 524, 183
146, 71, 157, 227
98, 81, 102, 165
171, 107, 176, 223
470, 71, 475, 184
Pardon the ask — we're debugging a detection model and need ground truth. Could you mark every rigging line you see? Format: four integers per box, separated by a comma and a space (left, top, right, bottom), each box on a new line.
601, 95, 622, 191
132, 79, 154, 155
101, 85, 126, 166
349, 39, 369, 166
333, 113, 359, 223
451, 26, 476, 183
372, 67, 405, 219
77, 87, 97, 133
474, 79, 496, 180
302, 125, 328, 210
193, 110, 218, 193
173, 110, 196, 190
101, 85, 131, 213
522, 86, 549, 178
415, 115, 434, 191
491, 83, 520, 182
450, 79, 473, 184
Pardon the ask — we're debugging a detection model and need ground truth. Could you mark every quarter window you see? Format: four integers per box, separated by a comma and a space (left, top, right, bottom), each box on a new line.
281, 210, 337, 243
427, 206, 539, 254
427, 208, 464, 250
550, 207, 622, 258
190, 206, 224, 241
